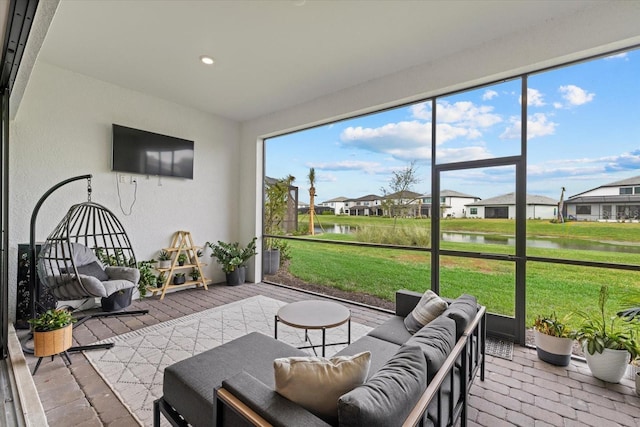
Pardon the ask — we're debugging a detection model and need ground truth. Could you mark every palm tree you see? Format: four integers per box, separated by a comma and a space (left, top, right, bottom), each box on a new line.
308, 168, 316, 235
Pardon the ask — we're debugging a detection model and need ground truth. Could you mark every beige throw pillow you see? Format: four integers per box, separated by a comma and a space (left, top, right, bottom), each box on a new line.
404, 290, 448, 333
274, 351, 371, 423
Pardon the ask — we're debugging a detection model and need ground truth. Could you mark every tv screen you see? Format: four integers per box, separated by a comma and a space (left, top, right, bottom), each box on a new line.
112, 124, 194, 179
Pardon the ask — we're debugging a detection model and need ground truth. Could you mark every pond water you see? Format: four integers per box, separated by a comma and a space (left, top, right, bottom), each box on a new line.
313, 224, 640, 254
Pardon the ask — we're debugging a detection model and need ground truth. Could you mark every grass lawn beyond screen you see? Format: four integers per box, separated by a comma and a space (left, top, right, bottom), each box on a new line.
278, 215, 640, 330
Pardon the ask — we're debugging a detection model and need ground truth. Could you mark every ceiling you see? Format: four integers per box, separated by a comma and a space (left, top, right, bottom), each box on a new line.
34, 1, 609, 122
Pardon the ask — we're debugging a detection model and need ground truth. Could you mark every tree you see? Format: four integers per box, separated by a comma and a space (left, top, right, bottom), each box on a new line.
264, 175, 295, 242
380, 161, 421, 223
308, 168, 316, 235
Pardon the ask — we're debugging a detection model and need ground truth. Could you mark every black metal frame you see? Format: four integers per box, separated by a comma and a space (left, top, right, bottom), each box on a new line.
22, 175, 148, 354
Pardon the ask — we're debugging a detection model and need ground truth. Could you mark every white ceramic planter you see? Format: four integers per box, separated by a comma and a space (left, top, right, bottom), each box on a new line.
534, 330, 573, 366
158, 260, 171, 269
583, 344, 630, 383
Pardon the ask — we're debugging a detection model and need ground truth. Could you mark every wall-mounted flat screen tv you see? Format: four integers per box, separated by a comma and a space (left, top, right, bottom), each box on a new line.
112, 124, 194, 179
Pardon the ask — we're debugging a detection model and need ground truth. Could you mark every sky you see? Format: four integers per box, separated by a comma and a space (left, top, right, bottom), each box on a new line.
266, 49, 640, 204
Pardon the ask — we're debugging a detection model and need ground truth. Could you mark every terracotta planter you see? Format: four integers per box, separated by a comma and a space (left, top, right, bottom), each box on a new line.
534, 330, 573, 366
33, 323, 73, 357
583, 344, 630, 383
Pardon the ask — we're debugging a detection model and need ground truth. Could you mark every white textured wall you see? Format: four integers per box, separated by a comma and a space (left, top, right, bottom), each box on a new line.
8, 61, 239, 321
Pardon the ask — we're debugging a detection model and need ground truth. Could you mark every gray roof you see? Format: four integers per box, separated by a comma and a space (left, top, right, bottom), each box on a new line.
466, 192, 557, 206
385, 190, 423, 199
321, 196, 349, 203
422, 189, 480, 199
347, 194, 381, 202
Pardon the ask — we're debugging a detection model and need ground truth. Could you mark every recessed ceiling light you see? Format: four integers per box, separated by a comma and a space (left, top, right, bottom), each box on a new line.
200, 55, 215, 65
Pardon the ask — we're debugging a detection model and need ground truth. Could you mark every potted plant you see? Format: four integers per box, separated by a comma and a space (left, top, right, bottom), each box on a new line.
156, 272, 166, 288
191, 249, 204, 264
135, 259, 157, 298
189, 267, 201, 282
532, 312, 574, 366
157, 250, 171, 269
29, 308, 75, 359
618, 304, 640, 393
572, 285, 639, 383
177, 253, 188, 266
173, 273, 186, 285
206, 237, 257, 285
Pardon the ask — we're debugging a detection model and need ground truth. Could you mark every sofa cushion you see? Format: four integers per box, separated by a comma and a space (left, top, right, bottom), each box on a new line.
443, 294, 478, 339
367, 316, 413, 345
163, 332, 306, 427
404, 290, 448, 334
338, 345, 428, 427
334, 335, 401, 378
274, 351, 371, 424
405, 316, 456, 381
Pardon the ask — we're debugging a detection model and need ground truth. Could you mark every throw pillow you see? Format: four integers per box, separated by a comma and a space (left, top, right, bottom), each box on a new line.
274, 351, 371, 424
63, 261, 109, 282
404, 289, 448, 334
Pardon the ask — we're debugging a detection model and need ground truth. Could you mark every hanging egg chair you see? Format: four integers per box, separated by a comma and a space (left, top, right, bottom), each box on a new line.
37, 200, 140, 311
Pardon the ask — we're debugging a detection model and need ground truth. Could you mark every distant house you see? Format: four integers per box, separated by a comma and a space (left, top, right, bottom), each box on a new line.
347, 194, 383, 216
319, 196, 350, 215
564, 175, 640, 221
421, 190, 481, 218
465, 192, 557, 219
382, 190, 424, 217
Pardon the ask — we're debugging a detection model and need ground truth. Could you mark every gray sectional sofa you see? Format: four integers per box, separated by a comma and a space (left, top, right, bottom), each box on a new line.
154, 290, 486, 427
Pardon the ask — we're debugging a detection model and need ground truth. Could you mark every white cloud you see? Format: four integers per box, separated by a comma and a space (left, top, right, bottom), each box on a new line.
434, 101, 502, 128
605, 52, 628, 61
522, 88, 545, 107
558, 85, 595, 106
553, 102, 563, 109
317, 173, 337, 183
500, 113, 557, 140
482, 90, 498, 100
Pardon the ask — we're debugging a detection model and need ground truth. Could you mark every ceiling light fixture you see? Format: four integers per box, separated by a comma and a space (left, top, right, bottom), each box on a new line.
200, 55, 215, 65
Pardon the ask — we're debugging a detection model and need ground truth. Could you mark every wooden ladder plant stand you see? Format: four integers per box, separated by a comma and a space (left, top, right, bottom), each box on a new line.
149, 231, 209, 300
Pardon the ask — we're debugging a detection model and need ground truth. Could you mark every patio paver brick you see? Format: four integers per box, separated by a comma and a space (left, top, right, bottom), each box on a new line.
20, 282, 640, 427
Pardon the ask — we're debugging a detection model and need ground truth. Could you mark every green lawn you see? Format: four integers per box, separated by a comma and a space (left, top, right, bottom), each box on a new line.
280, 215, 640, 330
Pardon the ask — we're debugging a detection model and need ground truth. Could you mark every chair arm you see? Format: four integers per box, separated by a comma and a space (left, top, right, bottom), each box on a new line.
216, 372, 331, 427
105, 266, 140, 284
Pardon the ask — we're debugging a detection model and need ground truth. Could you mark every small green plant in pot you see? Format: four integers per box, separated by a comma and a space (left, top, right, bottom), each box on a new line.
173, 272, 186, 285
177, 253, 188, 266
157, 250, 171, 268
29, 309, 76, 359
206, 237, 257, 285
189, 267, 201, 281
532, 312, 574, 366
572, 285, 640, 382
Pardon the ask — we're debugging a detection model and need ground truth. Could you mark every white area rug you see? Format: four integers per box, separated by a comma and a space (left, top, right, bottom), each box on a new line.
84, 295, 372, 426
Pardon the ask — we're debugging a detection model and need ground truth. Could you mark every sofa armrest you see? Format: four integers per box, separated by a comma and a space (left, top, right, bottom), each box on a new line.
216, 372, 331, 427
105, 266, 140, 284
395, 289, 423, 317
